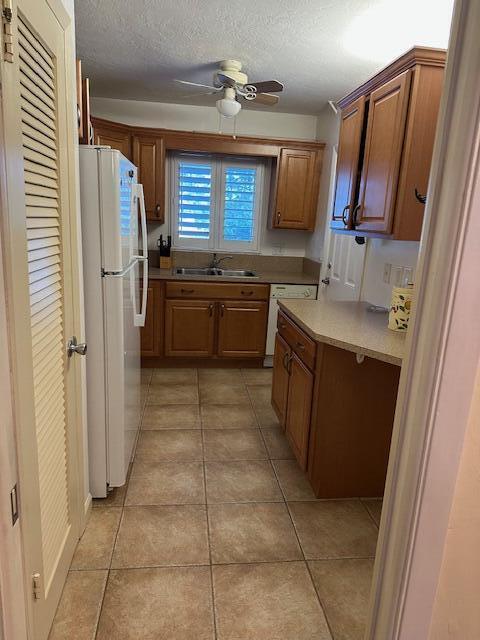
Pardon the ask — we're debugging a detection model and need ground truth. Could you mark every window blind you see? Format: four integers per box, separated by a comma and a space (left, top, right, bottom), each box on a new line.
223, 166, 256, 242
178, 161, 212, 239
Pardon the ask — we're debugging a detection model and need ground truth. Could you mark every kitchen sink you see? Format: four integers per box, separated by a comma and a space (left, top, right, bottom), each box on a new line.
175, 267, 257, 278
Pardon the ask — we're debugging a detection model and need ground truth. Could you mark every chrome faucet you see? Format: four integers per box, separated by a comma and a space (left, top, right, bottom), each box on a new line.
210, 253, 233, 269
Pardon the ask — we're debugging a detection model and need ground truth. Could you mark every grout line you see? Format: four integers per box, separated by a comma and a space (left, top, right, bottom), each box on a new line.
198, 368, 219, 640
359, 498, 382, 530
270, 457, 336, 640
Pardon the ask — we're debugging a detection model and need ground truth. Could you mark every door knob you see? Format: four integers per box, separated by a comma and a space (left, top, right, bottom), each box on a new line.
67, 336, 87, 358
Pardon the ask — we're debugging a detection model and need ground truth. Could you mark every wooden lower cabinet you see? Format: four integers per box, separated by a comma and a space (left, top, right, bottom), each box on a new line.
217, 301, 267, 358
140, 280, 163, 357
285, 353, 314, 470
164, 299, 215, 357
271, 333, 290, 425
271, 310, 401, 497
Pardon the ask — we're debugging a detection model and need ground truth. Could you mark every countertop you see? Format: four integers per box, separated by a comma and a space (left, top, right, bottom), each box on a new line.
278, 299, 406, 366
148, 267, 319, 286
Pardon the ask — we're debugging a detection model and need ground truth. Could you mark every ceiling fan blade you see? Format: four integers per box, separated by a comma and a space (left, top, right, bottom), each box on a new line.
247, 80, 284, 94
252, 93, 279, 106
176, 91, 219, 99
174, 79, 219, 91
216, 72, 237, 88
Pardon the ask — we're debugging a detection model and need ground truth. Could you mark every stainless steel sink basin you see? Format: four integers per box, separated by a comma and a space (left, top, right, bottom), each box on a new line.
175, 267, 257, 278
175, 267, 218, 276
216, 269, 257, 277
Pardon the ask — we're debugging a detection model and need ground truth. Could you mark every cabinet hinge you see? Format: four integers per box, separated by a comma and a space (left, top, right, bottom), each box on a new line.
10, 483, 19, 525
2, 0, 13, 63
32, 573, 41, 600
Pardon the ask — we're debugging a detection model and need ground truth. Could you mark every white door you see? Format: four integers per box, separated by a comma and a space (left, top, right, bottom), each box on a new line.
322, 233, 367, 301
0, 1, 84, 638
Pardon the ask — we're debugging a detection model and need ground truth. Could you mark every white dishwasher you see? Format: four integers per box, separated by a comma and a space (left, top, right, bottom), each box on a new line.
264, 283, 318, 366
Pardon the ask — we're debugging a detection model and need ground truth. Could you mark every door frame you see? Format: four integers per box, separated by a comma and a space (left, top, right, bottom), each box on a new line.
367, 0, 480, 636
0, 0, 89, 637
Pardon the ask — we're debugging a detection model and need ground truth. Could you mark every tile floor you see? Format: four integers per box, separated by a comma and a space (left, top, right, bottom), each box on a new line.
49, 367, 382, 640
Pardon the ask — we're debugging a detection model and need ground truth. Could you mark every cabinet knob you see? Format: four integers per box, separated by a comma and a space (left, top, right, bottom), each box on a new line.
241, 290, 253, 296
352, 204, 362, 227
295, 342, 305, 351
276, 211, 281, 223
220, 303, 225, 317
209, 303, 214, 317
181, 288, 194, 294
155, 204, 161, 214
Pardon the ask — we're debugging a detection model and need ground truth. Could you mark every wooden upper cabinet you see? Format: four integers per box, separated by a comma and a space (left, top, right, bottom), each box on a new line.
332, 47, 446, 240
93, 122, 131, 159
331, 97, 365, 230
217, 301, 268, 358
356, 71, 412, 233
273, 148, 320, 230
271, 333, 290, 427
132, 135, 165, 223
164, 299, 215, 357
285, 353, 314, 470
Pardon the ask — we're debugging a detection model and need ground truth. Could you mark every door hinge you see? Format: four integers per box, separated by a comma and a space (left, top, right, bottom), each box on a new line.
32, 573, 41, 600
2, 0, 13, 63
10, 483, 19, 525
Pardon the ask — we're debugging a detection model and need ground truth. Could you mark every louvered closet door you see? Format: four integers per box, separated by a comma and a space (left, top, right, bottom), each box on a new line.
1, 1, 83, 639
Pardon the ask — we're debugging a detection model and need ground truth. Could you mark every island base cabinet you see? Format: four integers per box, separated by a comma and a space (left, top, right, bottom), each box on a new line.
164, 299, 215, 357
271, 333, 290, 426
217, 301, 267, 358
308, 344, 401, 498
285, 353, 314, 470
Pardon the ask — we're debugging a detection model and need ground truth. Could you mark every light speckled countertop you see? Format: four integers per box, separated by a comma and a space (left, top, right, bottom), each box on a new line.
279, 299, 406, 366
148, 267, 319, 286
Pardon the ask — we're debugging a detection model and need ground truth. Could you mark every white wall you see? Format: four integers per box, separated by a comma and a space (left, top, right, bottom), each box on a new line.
91, 97, 323, 256
361, 239, 420, 307
91, 97, 318, 140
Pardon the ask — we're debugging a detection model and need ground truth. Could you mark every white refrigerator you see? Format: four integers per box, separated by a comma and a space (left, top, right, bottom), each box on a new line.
79, 146, 148, 498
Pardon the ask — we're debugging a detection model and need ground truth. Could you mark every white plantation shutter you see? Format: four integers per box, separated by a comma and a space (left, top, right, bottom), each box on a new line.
19, 14, 70, 590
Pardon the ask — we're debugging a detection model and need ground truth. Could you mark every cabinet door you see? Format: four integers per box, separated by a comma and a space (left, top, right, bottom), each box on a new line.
164, 299, 215, 357
285, 353, 314, 470
331, 97, 366, 230
274, 148, 319, 230
133, 135, 165, 222
356, 71, 412, 233
140, 281, 163, 357
93, 123, 131, 158
217, 301, 268, 358
271, 333, 290, 427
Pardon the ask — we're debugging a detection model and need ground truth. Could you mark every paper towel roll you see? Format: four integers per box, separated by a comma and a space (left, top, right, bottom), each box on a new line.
388, 286, 413, 332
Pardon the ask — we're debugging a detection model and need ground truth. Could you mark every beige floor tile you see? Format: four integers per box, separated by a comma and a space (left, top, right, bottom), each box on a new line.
241, 368, 273, 385
141, 368, 153, 384
261, 427, 295, 459
112, 505, 209, 568
198, 368, 244, 384
151, 368, 198, 385
126, 460, 205, 505
135, 430, 203, 462
213, 562, 332, 640
248, 386, 280, 427
209, 502, 302, 564
200, 382, 249, 404
201, 404, 257, 429
288, 500, 378, 559
203, 429, 267, 461
49, 570, 107, 640
255, 405, 281, 428
361, 498, 383, 527
70, 508, 122, 570
96, 567, 215, 640
147, 383, 199, 405
92, 484, 127, 508
205, 460, 283, 503
142, 404, 201, 430
309, 559, 374, 640
273, 459, 318, 501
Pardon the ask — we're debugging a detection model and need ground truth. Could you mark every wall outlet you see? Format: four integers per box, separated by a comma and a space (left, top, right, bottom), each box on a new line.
391, 266, 404, 286
403, 267, 414, 285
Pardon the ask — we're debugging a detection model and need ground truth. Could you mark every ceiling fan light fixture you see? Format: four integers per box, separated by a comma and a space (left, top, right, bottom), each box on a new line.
216, 88, 241, 118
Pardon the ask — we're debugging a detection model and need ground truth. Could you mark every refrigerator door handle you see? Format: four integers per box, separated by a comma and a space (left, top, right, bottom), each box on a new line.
132, 183, 148, 327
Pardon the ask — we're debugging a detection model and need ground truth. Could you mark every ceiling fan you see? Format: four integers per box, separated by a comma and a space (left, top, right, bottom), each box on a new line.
174, 60, 284, 118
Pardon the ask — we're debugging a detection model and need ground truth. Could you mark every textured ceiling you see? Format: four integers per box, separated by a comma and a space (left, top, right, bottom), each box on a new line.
74, 0, 454, 115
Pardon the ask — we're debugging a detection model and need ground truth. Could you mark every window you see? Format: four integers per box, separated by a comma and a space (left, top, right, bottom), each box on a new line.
172, 153, 266, 252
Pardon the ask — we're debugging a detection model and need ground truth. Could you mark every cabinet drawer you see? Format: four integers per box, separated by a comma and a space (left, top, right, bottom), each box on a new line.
277, 310, 316, 369
166, 281, 269, 301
